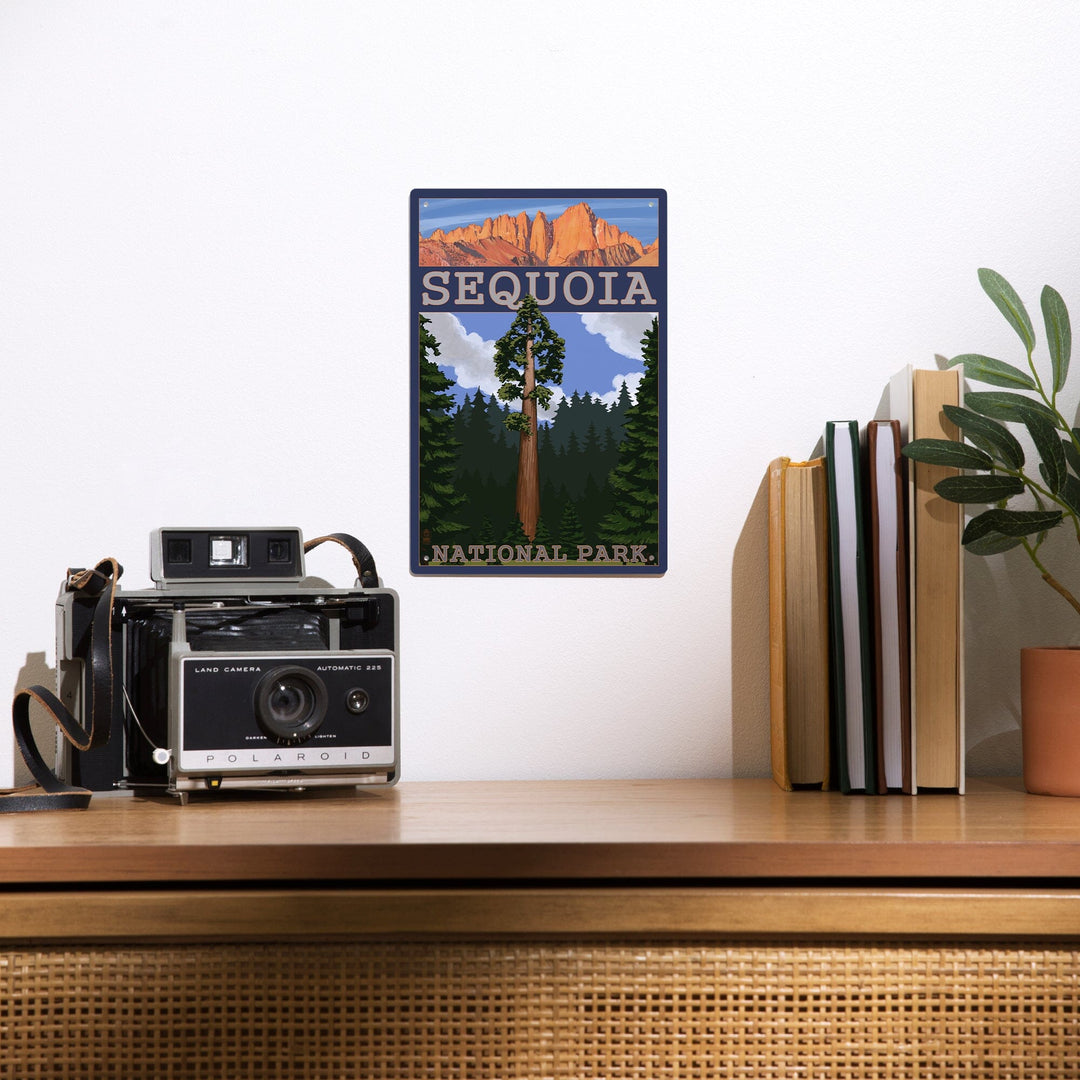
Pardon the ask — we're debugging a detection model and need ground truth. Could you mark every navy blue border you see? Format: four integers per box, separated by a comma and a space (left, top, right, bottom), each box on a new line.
410, 187, 667, 577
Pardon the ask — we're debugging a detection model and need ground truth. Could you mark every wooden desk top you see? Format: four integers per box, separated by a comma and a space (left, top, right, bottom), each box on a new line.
1, 777, 1078, 886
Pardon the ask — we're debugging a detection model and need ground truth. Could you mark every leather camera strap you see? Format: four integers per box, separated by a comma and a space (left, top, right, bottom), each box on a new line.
0, 558, 123, 813
303, 533, 379, 589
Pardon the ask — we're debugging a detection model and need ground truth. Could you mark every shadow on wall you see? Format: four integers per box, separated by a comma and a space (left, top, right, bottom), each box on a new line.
730, 470, 771, 778
963, 528, 1080, 776
12, 651, 56, 787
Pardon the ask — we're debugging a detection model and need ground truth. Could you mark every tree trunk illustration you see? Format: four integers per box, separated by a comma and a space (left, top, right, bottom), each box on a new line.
494, 295, 565, 543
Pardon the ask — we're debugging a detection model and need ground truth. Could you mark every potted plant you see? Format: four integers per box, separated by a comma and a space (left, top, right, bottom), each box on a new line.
902, 268, 1080, 794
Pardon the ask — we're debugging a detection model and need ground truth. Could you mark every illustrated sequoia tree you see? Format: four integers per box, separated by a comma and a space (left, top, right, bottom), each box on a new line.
494, 293, 566, 541
417, 313, 467, 550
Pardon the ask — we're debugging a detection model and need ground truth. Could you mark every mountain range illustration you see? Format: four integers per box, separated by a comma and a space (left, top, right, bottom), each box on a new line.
419, 201, 659, 268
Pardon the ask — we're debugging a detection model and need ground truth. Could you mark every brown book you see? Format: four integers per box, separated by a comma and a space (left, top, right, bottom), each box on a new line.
867, 420, 912, 793
889, 366, 964, 792
768, 456, 831, 790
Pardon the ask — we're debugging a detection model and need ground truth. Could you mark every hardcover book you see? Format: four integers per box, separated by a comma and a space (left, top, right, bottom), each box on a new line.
867, 419, 912, 793
825, 421, 878, 794
768, 456, 831, 790
910, 367, 965, 792
410, 189, 666, 575
886, 365, 965, 793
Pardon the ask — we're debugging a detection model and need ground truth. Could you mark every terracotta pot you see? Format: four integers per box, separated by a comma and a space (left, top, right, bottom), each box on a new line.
1021, 647, 1080, 796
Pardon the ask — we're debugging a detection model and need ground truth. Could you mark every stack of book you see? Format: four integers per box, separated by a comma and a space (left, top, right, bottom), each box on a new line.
768, 365, 965, 794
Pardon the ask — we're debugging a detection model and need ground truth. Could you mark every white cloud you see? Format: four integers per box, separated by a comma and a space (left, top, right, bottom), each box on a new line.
591, 372, 642, 410
424, 313, 500, 395
539, 387, 566, 425
579, 312, 655, 361
424, 311, 648, 424
426, 313, 564, 423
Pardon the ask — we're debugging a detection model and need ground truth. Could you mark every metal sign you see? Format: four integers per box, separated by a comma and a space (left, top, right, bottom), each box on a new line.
411, 189, 666, 575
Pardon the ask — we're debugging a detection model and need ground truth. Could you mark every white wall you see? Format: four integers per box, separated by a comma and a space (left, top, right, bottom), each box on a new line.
4, 1, 1080, 787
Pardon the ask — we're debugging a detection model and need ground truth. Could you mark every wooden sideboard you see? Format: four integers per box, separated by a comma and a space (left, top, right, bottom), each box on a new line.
1, 777, 1078, 1077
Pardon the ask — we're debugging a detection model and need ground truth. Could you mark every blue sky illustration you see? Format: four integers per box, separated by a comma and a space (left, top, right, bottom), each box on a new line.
425, 309, 656, 422
418, 195, 660, 249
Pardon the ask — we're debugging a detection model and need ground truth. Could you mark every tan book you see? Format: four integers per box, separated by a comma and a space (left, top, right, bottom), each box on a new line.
768, 456, 831, 790
890, 365, 965, 792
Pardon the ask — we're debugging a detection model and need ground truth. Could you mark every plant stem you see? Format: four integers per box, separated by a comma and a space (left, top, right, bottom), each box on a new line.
1041, 571, 1080, 618
1029, 348, 1080, 459
998, 463, 1080, 545
1028, 346, 1048, 399
1023, 537, 1080, 615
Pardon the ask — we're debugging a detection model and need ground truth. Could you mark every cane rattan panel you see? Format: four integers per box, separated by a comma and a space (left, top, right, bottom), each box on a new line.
2, 939, 1078, 1079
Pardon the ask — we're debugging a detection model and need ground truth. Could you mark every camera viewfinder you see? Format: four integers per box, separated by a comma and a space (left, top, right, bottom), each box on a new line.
267, 538, 292, 564
209, 534, 249, 568
167, 538, 193, 565
153, 527, 306, 583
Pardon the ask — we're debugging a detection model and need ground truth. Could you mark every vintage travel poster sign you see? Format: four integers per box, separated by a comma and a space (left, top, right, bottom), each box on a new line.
410, 188, 666, 575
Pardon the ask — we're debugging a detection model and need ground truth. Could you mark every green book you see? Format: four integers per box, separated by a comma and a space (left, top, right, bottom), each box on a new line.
825, 420, 878, 794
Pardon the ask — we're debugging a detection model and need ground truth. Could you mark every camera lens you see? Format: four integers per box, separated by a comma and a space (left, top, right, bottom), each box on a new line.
254, 666, 328, 744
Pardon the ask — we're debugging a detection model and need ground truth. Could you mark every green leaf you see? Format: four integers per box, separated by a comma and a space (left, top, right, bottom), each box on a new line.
979, 268, 1035, 352
1041, 284, 1071, 393
1042, 284, 1071, 384
964, 390, 1059, 426
942, 404, 1025, 470
964, 531, 1026, 556
934, 474, 1025, 503
900, 438, 993, 470
945, 353, 1037, 390
1061, 474, 1080, 517
1027, 415, 1068, 493
1064, 436, 1080, 477
963, 507, 1063, 543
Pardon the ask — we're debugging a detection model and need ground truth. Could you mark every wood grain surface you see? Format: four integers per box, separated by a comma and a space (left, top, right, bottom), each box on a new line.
1, 777, 1078, 885
2, 885, 1078, 942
